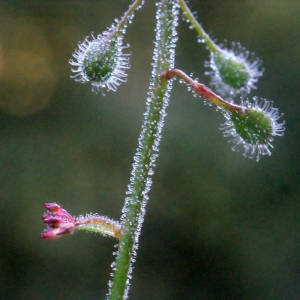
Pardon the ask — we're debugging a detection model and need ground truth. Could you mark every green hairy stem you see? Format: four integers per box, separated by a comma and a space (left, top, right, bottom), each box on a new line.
108, 1, 178, 299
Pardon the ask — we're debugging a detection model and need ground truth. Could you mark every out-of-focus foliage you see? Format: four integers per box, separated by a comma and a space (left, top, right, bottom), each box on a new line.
0, 1, 299, 299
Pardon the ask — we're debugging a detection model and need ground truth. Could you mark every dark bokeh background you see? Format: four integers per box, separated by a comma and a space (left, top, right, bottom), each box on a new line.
0, 0, 299, 299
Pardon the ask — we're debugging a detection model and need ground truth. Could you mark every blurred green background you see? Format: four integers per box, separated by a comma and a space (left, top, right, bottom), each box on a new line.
0, 0, 299, 299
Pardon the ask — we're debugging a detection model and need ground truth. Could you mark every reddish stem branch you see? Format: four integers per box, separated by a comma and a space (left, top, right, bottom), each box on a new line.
161, 69, 243, 112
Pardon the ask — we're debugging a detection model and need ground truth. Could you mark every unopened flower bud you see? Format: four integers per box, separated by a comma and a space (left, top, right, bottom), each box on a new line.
41, 203, 75, 238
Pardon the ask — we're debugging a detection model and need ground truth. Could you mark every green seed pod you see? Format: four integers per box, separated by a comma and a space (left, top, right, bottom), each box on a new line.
206, 43, 263, 97
83, 39, 119, 82
213, 52, 251, 90
230, 107, 273, 145
221, 98, 285, 161
70, 31, 130, 94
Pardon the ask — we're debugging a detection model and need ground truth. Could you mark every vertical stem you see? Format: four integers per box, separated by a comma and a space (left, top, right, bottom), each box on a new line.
108, 1, 178, 299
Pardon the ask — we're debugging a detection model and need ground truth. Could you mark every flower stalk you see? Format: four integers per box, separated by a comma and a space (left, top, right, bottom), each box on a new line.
177, 0, 220, 53
108, 0, 144, 40
108, 1, 178, 299
162, 68, 242, 111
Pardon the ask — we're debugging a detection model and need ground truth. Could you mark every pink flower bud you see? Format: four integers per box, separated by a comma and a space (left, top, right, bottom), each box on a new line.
41, 203, 122, 239
41, 203, 76, 239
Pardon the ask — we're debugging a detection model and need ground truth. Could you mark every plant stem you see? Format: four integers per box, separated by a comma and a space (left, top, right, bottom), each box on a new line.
109, 0, 144, 39
162, 68, 243, 112
108, 1, 178, 299
76, 216, 122, 238
177, 0, 221, 53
